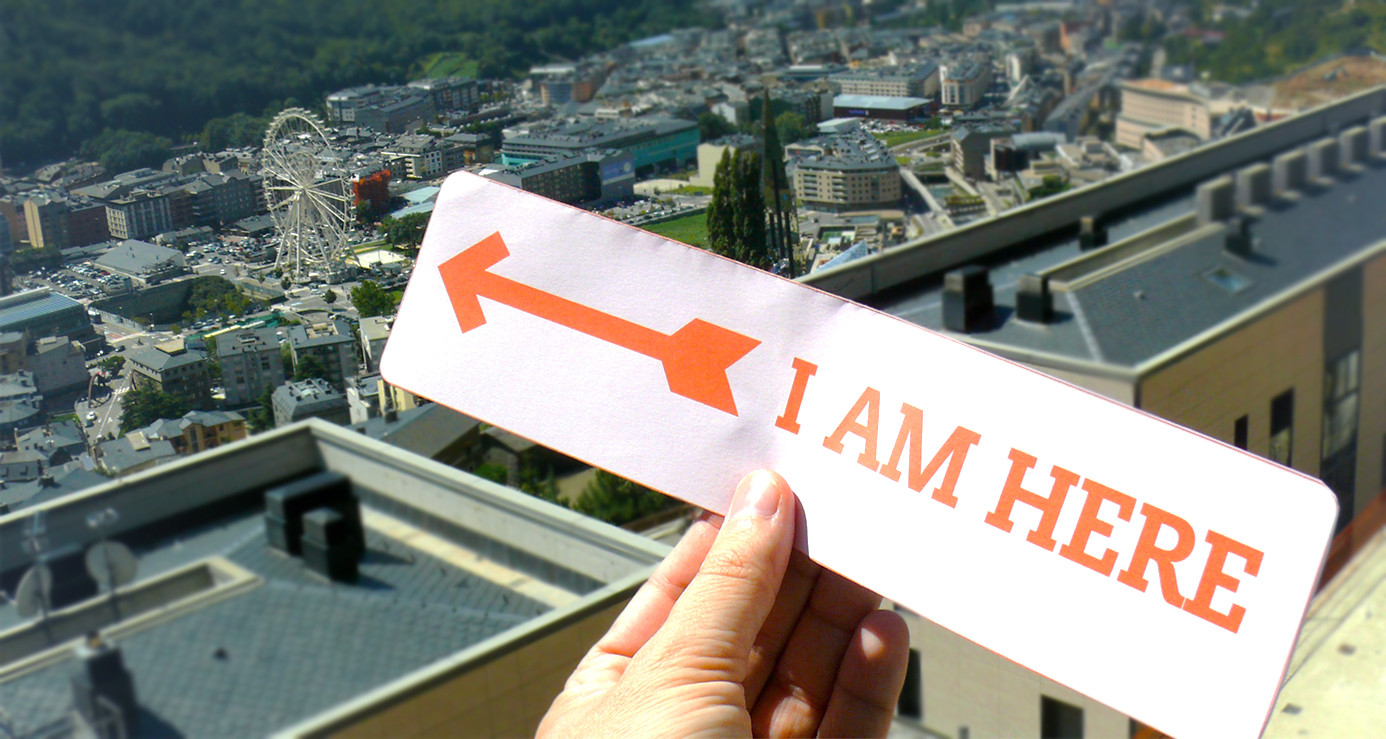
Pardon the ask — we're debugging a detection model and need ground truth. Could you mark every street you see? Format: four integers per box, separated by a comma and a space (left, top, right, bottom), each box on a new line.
75, 368, 131, 444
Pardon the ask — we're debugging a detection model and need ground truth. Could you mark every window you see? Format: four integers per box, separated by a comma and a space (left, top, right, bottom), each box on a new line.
1040, 696, 1083, 739
1270, 389, 1294, 467
1322, 350, 1360, 458
1234, 415, 1248, 450
897, 648, 922, 720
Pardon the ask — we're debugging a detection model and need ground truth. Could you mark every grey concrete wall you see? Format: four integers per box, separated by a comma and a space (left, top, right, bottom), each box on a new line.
804, 87, 1386, 300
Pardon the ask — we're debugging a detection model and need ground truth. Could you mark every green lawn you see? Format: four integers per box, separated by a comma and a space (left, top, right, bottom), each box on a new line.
873, 128, 946, 148
642, 212, 709, 248
417, 52, 480, 79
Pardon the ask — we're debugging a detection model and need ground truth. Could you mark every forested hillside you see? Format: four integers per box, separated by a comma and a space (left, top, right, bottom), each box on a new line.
0, 0, 712, 167
1165, 0, 1386, 82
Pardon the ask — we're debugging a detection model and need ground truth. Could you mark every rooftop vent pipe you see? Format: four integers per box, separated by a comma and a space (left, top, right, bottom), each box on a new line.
71, 634, 139, 738
1016, 274, 1053, 323
1340, 126, 1370, 168
1225, 216, 1253, 257
942, 266, 993, 334
302, 508, 359, 583
1235, 164, 1272, 210
265, 471, 363, 560
1308, 138, 1339, 182
1272, 149, 1308, 194
1078, 216, 1107, 250
1196, 175, 1235, 225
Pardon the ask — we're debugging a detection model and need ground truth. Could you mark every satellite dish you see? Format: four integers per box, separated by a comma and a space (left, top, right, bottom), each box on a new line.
14, 564, 52, 618
85, 541, 137, 589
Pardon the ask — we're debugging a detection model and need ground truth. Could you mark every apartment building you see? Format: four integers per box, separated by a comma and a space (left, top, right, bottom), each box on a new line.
287, 320, 357, 390
1115, 79, 1212, 150
128, 344, 211, 408
940, 60, 992, 108
217, 326, 286, 406
787, 123, 901, 212
833, 63, 941, 98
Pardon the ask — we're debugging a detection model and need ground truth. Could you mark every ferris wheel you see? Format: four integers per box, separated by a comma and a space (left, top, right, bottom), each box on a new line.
260, 108, 352, 282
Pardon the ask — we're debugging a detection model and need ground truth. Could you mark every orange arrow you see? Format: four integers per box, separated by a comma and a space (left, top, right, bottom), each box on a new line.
439, 232, 761, 416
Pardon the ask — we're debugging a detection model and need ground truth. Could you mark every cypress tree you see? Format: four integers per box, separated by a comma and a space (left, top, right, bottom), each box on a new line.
706, 149, 736, 258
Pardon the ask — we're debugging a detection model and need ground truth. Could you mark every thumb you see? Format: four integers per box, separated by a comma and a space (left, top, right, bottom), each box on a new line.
639, 470, 796, 681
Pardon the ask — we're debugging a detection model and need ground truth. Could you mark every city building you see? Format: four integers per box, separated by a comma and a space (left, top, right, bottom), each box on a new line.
141, 409, 247, 455
529, 63, 606, 105
273, 378, 350, 427
326, 85, 436, 133
217, 326, 286, 407
180, 171, 261, 227
951, 124, 1017, 180
94, 431, 179, 476
104, 190, 174, 240
940, 60, 992, 109
15, 420, 87, 467
287, 321, 358, 390
483, 150, 635, 206
1115, 79, 1212, 150
786, 123, 902, 212
358, 316, 393, 373
689, 134, 759, 189
23, 194, 70, 251
127, 344, 212, 408
986, 132, 1065, 181
346, 374, 382, 425
0, 331, 26, 374
500, 117, 698, 175
94, 239, 188, 287
407, 76, 479, 112
28, 336, 89, 399
0, 419, 666, 736
0, 290, 98, 352
831, 94, 934, 122
382, 135, 446, 180
832, 63, 940, 98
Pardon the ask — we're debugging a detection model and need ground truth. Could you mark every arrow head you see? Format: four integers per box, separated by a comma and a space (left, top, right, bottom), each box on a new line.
663, 319, 761, 416
439, 232, 510, 332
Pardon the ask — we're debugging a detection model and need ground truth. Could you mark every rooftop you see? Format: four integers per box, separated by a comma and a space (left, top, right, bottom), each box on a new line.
0, 290, 85, 330
0, 420, 667, 736
833, 94, 931, 111
128, 346, 206, 373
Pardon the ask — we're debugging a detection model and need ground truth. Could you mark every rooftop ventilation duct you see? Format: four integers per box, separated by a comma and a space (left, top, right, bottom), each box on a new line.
265, 471, 363, 561
1078, 216, 1107, 250
1272, 149, 1308, 194
1235, 164, 1272, 210
302, 508, 360, 583
1225, 216, 1253, 258
1016, 274, 1053, 323
1340, 126, 1370, 168
71, 634, 139, 738
1370, 116, 1386, 158
1308, 138, 1339, 182
1196, 175, 1235, 225
942, 265, 993, 334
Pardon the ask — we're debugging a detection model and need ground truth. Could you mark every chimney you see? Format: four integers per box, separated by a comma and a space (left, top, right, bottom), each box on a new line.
1078, 216, 1107, 250
1196, 175, 1235, 225
942, 266, 994, 333
1370, 116, 1386, 158
1225, 216, 1253, 257
1235, 164, 1272, 210
1272, 149, 1308, 194
1307, 138, 1339, 182
1016, 274, 1053, 323
264, 471, 363, 560
1340, 126, 1370, 168
302, 508, 359, 583
71, 634, 139, 738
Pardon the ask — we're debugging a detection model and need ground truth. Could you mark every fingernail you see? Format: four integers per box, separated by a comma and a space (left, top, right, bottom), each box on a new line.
733, 471, 781, 519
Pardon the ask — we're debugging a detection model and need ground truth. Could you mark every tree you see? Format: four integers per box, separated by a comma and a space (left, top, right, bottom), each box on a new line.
96, 356, 126, 375
698, 111, 736, 142
351, 280, 399, 318
380, 212, 431, 249
281, 277, 292, 291
570, 470, 675, 526
293, 354, 329, 383
707, 147, 771, 270
247, 384, 276, 431
120, 385, 189, 434
706, 149, 737, 256
324, 288, 338, 305
773, 111, 810, 147
79, 128, 173, 173
763, 92, 795, 275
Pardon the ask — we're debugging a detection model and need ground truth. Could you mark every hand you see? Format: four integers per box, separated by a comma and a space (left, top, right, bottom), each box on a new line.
539, 470, 910, 737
